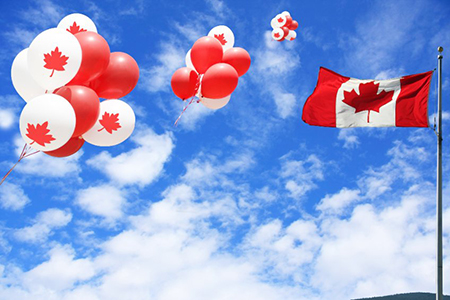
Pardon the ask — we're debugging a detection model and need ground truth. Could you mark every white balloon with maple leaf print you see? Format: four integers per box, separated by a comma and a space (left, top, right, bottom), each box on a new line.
27, 28, 82, 90
11, 49, 49, 102
271, 28, 285, 41
82, 99, 136, 147
57, 13, 97, 35
208, 25, 235, 52
285, 30, 297, 41
200, 95, 231, 110
19, 94, 76, 152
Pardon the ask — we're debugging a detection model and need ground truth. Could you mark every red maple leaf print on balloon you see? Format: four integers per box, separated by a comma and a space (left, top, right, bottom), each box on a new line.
26, 121, 56, 146
278, 17, 284, 23
43, 47, 69, 77
66, 21, 87, 35
274, 32, 281, 38
342, 81, 394, 123
214, 33, 227, 45
98, 112, 121, 134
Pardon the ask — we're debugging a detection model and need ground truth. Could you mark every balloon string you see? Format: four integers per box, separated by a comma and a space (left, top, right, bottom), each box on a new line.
0, 144, 40, 186
174, 75, 202, 127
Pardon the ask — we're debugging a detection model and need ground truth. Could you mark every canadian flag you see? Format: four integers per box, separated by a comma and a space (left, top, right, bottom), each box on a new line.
302, 67, 433, 128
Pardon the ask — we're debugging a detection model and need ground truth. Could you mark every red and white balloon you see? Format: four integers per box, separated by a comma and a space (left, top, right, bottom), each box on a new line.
171, 26, 251, 112
11, 13, 139, 158
270, 11, 298, 42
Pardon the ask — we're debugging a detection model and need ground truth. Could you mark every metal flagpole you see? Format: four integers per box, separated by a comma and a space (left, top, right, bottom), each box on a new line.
436, 46, 443, 300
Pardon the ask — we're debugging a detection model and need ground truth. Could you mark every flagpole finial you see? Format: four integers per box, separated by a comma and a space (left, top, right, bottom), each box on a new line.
438, 46, 444, 53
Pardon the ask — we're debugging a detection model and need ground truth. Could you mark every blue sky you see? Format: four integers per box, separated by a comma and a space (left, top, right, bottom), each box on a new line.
0, 0, 449, 299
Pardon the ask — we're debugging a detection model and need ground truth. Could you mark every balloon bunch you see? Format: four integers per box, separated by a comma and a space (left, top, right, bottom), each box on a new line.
11, 13, 139, 159
171, 25, 251, 114
270, 11, 298, 42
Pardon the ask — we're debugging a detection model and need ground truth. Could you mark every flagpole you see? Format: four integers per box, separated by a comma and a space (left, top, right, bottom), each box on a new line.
436, 46, 443, 300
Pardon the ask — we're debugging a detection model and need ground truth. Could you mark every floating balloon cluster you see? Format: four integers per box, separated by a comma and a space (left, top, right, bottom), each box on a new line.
270, 11, 298, 42
11, 13, 139, 158
171, 25, 251, 112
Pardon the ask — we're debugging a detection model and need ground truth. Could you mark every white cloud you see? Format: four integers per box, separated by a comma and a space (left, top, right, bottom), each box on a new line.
87, 128, 174, 187
0, 110, 15, 129
280, 154, 324, 200
273, 91, 297, 119
15, 208, 72, 243
0, 182, 30, 211
76, 185, 127, 223
316, 188, 361, 214
251, 32, 301, 119
140, 43, 185, 94
23, 244, 95, 292
338, 128, 360, 148
342, 1, 426, 76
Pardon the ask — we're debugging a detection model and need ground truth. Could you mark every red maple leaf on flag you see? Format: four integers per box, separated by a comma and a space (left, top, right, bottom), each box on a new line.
66, 21, 87, 35
97, 112, 122, 134
342, 81, 395, 123
43, 47, 69, 77
26, 121, 56, 146
278, 17, 284, 23
214, 33, 227, 45
274, 32, 281, 38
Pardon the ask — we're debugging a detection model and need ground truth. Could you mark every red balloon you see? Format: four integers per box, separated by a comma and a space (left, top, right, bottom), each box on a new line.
55, 85, 100, 137
282, 26, 290, 38
222, 48, 251, 77
44, 137, 84, 158
285, 15, 292, 28
68, 31, 110, 85
289, 20, 299, 30
190, 37, 223, 74
201, 63, 238, 99
90, 52, 139, 99
171, 67, 199, 100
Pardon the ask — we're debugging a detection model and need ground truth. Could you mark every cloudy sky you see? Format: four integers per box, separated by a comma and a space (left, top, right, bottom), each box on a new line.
0, 0, 449, 299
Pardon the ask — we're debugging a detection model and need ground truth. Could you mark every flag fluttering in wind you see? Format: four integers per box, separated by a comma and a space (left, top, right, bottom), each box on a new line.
302, 67, 433, 128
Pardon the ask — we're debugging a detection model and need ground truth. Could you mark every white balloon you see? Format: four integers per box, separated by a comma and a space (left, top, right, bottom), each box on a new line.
208, 25, 235, 52
19, 94, 76, 151
273, 14, 287, 27
27, 28, 82, 90
271, 28, 285, 41
185, 49, 197, 72
83, 99, 135, 147
11, 49, 47, 102
200, 95, 231, 110
286, 30, 297, 41
281, 11, 291, 16
270, 18, 280, 29
57, 13, 97, 34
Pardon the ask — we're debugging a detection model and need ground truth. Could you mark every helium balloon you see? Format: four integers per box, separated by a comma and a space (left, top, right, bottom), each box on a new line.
19, 94, 76, 151
55, 85, 100, 137
44, 137, 84, 157
200, 95, 231, 110
286, 30, 297, 41
57, 13, 97, 34
27, 28, 82, 90
190, 36, 223, 74
222, 47, 251, 77
11, 49, 47, 102
90, 52, 139, 99
201, 63, 238, 99
272, 28, 285, 41
83, 99, 135, 147
208, 25, 235, 52
68, 31, 110, 85
289, 20, 299, 30
171, 67, 199, 100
